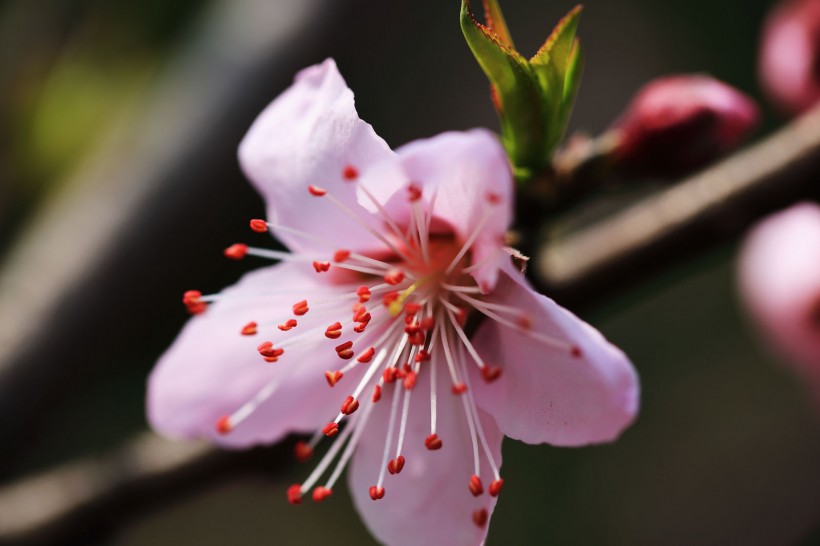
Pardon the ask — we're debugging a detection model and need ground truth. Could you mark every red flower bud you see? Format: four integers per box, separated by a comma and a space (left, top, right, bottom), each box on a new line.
611, 75, 758, 176
760, 0, 820, 115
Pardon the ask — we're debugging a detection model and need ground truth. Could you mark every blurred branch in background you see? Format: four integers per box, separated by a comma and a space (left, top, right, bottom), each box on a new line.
538, 104, 820, 306
3, 86, 820, 545
0, 0, 333, 466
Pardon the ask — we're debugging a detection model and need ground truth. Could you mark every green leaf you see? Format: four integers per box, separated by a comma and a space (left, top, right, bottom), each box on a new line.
559, 38, 584, 133
460, 0, 547, 173
482, 0, 515, 49
530, 5, 583, 76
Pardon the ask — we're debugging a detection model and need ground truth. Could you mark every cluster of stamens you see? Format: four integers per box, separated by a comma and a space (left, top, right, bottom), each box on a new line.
183, 165, 581, 528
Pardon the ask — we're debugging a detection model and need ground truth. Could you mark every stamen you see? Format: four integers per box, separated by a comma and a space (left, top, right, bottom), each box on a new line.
287, 484, 303, 505
445, 206, 494, 275
369, 485, 385, 500
279, 319, 298, 331
376, 382, 404, 488
469, 474, 484, 497
424, 433, 443, 450
312, 486, 333, 502
182, 290, 207, 314
249, 219, 268, 233
224, 243, 248, 260
325, 370, 344, 387
342, 165, 358, 180
313, 261, 331, 273
241, 321, 258, 336
325, 322, 343, 339
308, 185, 327, 196
293, 300, 310, 316
472, 508, 488, 528
294, 441, 313, 462
340, 395, 360, 415
335, 340, 355, 360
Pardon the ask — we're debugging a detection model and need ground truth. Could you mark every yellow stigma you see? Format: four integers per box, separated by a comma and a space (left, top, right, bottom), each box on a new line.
388, 283, 418, 317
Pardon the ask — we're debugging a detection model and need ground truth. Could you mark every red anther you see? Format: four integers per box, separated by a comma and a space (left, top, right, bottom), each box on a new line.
182, 290, 207, 315
407, 330, 426, 346
353, 323, 367, 334
287, 484, 303, 505
394, 367, 406, 380
356, 286, 371, 303
257, 342, 284, 359
403, 370, 417, 391
241, 321, 258, 336
372, 384, 382, 403
333, 249, 351, 262
384, 269, 405, 286
312, 486, 333, 502
424, 433, 443, 450
278, 319, 298, 331
489, 479, 504, 497
353, 306, 368, 322
469, 475, 484, 497
249, 219, 268, 233
325, 370, 343, 387
342, 165, 359, 180
404, 315, 415, 325
382, 291, 400, 306
481, 366, 502, 383
404, 322, 421, 335
382, 368, 397, 384
404, 302, 421, 316
294, 441, 313, 462
224, 243, 248, 260
472, 508, 488, 528
407, 183, 422, 202
369, 485, 385, 500
451, 382, 468, 395
322, 422, 339, 437
325, 322, 343, 339
516, 314, 533, 330
357, 347, 375, 363
455, 307, 468, 326
308, 185, 327, 196
486, 192, 502, 205
358, 312, 372, 324
388, 455, 406, 475
341, 395, 360, 415
292, 300, 309, 316
263, 355, 280, 363
570, 345, 583, 358
313, 261, 331, 273
215, 415, 232, 435
335, 340, 354, 360
414, 349, 431, 363
420, 316, 436, 331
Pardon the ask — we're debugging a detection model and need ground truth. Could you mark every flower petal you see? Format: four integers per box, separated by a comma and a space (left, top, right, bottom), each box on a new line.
348, 380, 503, 546
238, 58, 395, 254
739, 203, 820, 386
470, 260, 639, 446
357, 129, 514, 291
147, 262, 365, 448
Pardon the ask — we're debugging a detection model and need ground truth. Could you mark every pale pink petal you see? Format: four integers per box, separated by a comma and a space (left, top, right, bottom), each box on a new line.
348, 380, 503, 546
238, 58, 395, 254
470, 261, 639, 446
357, 129, 513, 291
739, 202, 820, 391
147, 262, 367, 448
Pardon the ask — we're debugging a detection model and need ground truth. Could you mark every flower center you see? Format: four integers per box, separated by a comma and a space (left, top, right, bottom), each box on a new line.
184, 166, 580, 529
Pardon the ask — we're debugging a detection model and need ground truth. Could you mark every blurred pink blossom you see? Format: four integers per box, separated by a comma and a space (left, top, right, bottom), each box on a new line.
612, 75, 758, 176
739, 202, 820, 403
147, 59, 639, 545
760, 0, 820, 115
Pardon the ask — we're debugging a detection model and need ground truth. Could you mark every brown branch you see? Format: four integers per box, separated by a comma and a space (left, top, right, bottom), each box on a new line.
537, 105, 820, 304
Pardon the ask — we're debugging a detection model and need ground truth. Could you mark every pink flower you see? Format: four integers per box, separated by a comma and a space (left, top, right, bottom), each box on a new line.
739, 203, 820, 403
760, 0, 820, 115
611, 75, 758, 176
147, 59, 639, 545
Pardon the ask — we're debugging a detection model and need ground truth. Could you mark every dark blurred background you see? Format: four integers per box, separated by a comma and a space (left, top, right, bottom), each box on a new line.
1, 0, 818, 544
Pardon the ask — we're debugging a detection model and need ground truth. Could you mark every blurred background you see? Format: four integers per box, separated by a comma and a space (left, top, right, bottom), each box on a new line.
1, 0, 819, 544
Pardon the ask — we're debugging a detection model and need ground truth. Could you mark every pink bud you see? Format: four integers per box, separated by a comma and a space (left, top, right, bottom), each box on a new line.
611, 75, 758, 176
739, 203, 820, 406
760, 0, 820, 115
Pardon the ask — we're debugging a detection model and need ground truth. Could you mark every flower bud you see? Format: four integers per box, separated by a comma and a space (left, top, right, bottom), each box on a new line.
739, 203, 820, 405
611, 75, 758, 176
760, 0, 820, 115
